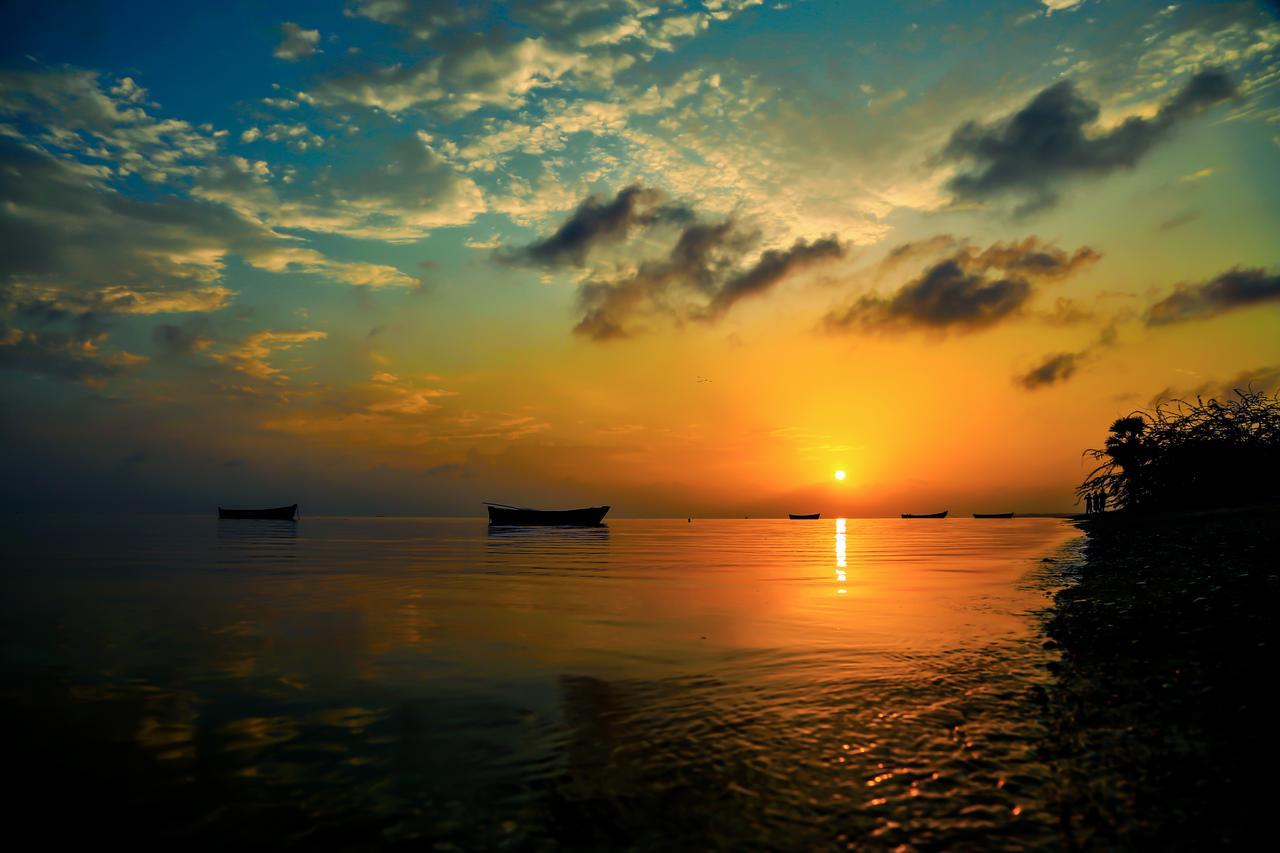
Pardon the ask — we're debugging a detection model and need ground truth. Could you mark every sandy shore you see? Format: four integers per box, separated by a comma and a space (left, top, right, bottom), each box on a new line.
1040, 504, 1279, 849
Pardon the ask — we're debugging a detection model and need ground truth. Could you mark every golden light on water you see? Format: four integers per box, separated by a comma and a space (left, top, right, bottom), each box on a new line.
834, 470, 847, 481
835, 517, 847, 594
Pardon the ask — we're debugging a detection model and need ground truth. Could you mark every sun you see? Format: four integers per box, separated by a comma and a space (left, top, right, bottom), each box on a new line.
834, 469, 847, 481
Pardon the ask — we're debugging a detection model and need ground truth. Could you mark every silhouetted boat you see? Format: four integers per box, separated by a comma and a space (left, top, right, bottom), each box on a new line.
901, 510, 948, 519
218, 504, 297, 520
788, 512, 821, 519
485, 502, 609, 526
973, 512, 1015, 519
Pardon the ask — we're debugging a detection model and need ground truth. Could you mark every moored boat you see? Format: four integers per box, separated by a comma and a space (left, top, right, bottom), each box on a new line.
788, 512, 820, 520
973, 512, 1015, 518
485, 502, 609, 526
218, 504, 298, 520
901, 510, 948, 519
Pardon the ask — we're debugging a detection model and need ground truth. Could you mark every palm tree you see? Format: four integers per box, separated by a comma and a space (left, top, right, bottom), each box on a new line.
1078, 390, 1280, 512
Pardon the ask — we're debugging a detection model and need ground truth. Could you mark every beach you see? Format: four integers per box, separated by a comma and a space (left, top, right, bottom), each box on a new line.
1041, 505, 1279, 849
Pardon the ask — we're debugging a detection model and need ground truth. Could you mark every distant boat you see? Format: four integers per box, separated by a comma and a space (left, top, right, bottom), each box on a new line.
788, 512, 821, 520
973, 512, 1015, 519
218, 504, 297, 520
901, 510, 948, 519
485, 502, 609, 526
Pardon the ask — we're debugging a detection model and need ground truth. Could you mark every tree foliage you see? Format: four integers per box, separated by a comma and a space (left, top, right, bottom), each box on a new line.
1078, 388, 1280, 511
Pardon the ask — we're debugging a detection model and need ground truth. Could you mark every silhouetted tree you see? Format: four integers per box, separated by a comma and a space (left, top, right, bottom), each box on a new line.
1078, 389, 1280, 512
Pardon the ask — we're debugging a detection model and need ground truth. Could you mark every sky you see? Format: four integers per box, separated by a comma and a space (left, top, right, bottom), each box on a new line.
1, 0, 1278, 517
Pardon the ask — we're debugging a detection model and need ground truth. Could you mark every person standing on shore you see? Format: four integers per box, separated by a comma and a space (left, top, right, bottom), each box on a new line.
1086, 494, 1094, 514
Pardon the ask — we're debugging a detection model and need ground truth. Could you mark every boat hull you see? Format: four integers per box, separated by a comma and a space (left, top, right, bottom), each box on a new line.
218, 504, 297, 520
973, 512, 1015, 519
901, 511, 948, 519
487, 505, 609, 526
788, 513, 820, 520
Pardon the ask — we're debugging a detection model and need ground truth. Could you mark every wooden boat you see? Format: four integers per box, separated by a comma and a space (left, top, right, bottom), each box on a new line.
973, 512, 1015, 519
485, 502, 609, 526
901, 510, 948, 519
788, 513, 821, 520
218, 504, 297, 520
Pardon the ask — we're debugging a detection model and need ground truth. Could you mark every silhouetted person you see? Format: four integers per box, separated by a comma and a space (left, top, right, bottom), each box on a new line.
1098, 493, 1107, 513
1085, 494, 1094, 514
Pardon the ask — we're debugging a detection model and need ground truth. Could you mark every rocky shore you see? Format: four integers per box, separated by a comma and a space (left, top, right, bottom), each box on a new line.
1041, 505, 1279, 849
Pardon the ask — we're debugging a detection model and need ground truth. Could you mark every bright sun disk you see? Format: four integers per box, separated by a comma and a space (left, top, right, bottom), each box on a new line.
834, 469, 846, 481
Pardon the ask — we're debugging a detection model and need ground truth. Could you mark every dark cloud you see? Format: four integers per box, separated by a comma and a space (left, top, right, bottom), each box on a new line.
941, 69, 1236, 213
828, 260, 1030, 331
574, 228, 844, 340
573, 219, 743, 340
1018, 351, 1080, 389
152, 317, 215, 356
884, 235, 958, 264
703, 237, 846, 319
825, 238, 1098, 334
8, 294, 111, 343
1015, 319, 1119, 391
1158, 210, 1201, 231
1149, 364, 1280, 407
509, 185, 694, 267
0, 322, 121, 385
1146, 267, 1280, 325
0, 139, 261, 313
1217, 364, 1280, 395
1039, 296, 1096, 326
510, 184, 846, 340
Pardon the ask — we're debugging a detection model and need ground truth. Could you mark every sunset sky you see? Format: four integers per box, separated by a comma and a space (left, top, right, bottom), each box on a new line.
2, 0, 1278, 516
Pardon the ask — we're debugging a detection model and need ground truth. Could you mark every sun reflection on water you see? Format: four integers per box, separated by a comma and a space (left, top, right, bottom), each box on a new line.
835, 517, 847, 593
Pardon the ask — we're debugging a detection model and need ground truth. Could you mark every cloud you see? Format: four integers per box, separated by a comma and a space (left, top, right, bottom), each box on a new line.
512, 185, 844, 340
0, 67, 218, 183
211, 329, 327, 381
194, 134, 485, 242
274, 22, 321, 61
344, 0, 480, 40
1149, 364, 1280, 406
1217, 364, 1280, 396
4, 66, 480, 246
0, 321, 141, 386
577, 230, 844, 340
0, 137, 421, 345
940, 69, 1236, 213
1015, 318, 1119, 391
703, 237, 845, 319
1158, 210, 1201, 231
0, 139, 253, 310
312, 34, 631, 116
506, 184, 693, 267
152, 317, 215, 356
1146, 267, 1280, 325
1017, 351, 1080, 389
825, 238, 1099, 333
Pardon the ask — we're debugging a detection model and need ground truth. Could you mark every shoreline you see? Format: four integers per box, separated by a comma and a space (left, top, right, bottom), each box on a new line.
1039, 504, 1278, 848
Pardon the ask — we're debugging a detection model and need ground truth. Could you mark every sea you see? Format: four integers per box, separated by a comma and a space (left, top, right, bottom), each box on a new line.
1, 515, 1082, 850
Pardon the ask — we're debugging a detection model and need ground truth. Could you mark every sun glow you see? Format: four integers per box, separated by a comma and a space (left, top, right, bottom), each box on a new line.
834, 469, 847, 481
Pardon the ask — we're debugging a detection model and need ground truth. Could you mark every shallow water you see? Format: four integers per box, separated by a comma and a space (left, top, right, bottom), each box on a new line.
1, 516, 1079, 849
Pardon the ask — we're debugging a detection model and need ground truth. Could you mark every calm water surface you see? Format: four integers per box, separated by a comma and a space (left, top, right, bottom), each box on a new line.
2, 516, 1080, 850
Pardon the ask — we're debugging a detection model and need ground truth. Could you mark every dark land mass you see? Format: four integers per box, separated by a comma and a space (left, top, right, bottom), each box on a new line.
1042, 504, 1280, 850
